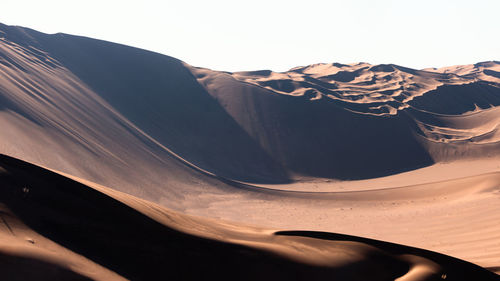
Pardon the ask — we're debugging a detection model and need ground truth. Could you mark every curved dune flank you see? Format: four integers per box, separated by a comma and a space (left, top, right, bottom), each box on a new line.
1, 23, 500, 185
0, 154, 498, 281
192, 60, 500, 179
1, 23, 500, 279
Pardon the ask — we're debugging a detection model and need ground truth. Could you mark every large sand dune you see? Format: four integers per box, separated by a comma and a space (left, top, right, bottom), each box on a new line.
1, 23, 500, 279
0, 154, 498, 281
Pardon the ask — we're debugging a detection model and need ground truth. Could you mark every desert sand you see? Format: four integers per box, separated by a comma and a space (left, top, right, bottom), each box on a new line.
0, 22, 500, 280
1, 154, 498, 281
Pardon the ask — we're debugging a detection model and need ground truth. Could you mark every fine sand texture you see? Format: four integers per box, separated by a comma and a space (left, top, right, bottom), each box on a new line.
1, 22, 500, 279
0, 154, 498, 281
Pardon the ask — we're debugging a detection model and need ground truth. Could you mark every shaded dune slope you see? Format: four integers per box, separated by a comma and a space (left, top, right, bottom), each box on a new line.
192, 67, 433, 179
190, 61, 500, 180
216, 61, 500, 177
0, 253, 92, 281
0, 154, 498, 281
0, 23, 288, 184
1, 23, 499, 185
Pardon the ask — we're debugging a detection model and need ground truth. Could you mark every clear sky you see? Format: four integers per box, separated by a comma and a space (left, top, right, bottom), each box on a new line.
2, 0, 499, 72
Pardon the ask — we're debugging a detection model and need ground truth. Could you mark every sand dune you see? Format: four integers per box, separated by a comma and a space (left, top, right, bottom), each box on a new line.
1, 22, 500, 279
0, 154, 498, 281
2, 23, 500, 184
190, 60, 500, 180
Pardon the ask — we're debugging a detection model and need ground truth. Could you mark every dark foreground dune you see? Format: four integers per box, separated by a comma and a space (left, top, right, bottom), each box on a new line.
0, 154, 498, 281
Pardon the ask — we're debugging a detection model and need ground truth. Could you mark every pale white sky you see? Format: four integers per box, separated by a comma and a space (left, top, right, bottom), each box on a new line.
2, 0, 499, 72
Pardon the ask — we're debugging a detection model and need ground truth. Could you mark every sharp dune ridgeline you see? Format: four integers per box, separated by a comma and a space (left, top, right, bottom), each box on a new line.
0, 23, 500, 280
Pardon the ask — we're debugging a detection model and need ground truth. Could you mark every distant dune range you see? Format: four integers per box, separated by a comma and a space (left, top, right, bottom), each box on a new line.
1, 23, 500, 280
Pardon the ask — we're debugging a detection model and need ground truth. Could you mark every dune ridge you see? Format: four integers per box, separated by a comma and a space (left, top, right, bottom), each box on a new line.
0, 154, 498, 281
2, 23, 500, 184
1, 23, 500, 279
190, 60, 500, 180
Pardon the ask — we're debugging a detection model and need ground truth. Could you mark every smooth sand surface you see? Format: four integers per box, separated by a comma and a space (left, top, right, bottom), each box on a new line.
0, 154, 498, 281
1, 23, 500, 279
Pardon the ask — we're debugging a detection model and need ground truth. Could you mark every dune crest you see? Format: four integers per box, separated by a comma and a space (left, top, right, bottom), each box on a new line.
190, 60, 500, 180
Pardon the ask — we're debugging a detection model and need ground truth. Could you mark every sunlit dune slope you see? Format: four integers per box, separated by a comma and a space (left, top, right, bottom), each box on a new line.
0, 154, 498, 281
